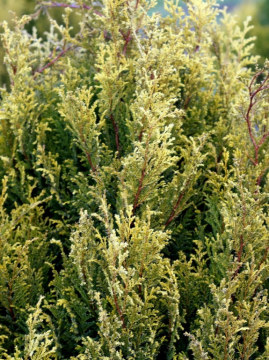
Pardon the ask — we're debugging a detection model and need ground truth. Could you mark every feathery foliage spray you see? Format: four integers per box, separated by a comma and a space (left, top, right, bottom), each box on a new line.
0, 0, 268, 359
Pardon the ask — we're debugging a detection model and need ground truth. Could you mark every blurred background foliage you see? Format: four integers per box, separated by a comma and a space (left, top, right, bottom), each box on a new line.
0, 0, 268, 87
236, 0, 269, 65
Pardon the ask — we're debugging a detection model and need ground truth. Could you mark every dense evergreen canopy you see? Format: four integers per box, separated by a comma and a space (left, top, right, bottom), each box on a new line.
0, 1, 268, 359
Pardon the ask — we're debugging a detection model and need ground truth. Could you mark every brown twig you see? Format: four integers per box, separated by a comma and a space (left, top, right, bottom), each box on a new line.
43, 1, 104, 17
248, 69, 264, 91
112, 288, 126, 329
256, 168, 267, 187
245, 71, 269, 166
258, 130, 269, 147
138, 128, 144, 142
85, 152, 96, 172
119, 29, 132, 55
11, 64, 17, 76
110, 114, 121, 156
131, 134, 154, 221
79, 130, 96, 172
164, 179, 190, 228
183, 95, 192, 110
33, 46, 73, 76
132, 156, 147, 216
135, 0, 140, 10
245, 98, 259, 164
45, 1, 90, 9
138, 265, 144, 297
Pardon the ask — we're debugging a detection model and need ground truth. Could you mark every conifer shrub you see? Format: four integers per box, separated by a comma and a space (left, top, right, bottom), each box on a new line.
0, 1, 268, 359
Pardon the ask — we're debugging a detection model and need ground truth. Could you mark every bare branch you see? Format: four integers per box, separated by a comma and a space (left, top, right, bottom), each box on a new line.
33, 46, 73, 76
164, 179, 191, 228
42, 1, 104, 16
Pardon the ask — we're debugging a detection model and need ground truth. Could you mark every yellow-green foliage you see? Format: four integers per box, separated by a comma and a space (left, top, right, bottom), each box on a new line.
0, 1, 268, 359
0, 0, 79, 86
0, 0, 34, 85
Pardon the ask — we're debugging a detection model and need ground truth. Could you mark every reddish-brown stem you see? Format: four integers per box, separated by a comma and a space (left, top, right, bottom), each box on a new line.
183, 95, 192, 110
110, 114, 120, 156
249, 69, 264, 91
120, 29, 132, 55
135, 0, 140, 9
8, 300, 16, 322
79, 129, 96, 172
245, 71, 269, 166
21, 143, 31, 163
43, 1, 104, 16
34, 46, 73, 76
132, 158, 147, 216
85, 151, 96, 172
138, 128, 144, 142
256, 168, 267, 187
138, 264, 144, 297
46, 1, 90, 9
164, 192, 184, 228
11, 64, 17, 76
216, 150, 223, 164
112, 289, 126, 329
245, 97, 258, 157
258, 131, 269, 147
249, 72, 269, 97
246, 153, 256, 166
164, 180, 190, 228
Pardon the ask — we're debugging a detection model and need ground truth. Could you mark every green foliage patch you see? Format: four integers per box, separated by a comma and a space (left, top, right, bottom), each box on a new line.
0, 1, 268, 359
